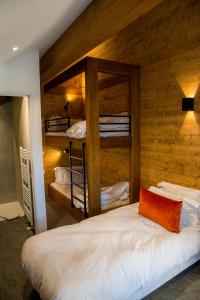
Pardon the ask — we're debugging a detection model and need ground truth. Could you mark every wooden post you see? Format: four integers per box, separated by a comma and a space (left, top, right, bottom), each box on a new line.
129, 66, 140, 203
85, 58, 101, 216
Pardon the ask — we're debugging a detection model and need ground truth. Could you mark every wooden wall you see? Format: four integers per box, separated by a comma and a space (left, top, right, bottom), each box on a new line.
42, 0, 200, 192
40, 0, 163, 84
87, 0, 200, 189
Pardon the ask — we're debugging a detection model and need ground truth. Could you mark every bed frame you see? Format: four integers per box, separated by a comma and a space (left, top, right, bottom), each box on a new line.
43, 57, 140, 218
48, 183, 84, 222
45, 116, 70, 133
134, 254, 200, 300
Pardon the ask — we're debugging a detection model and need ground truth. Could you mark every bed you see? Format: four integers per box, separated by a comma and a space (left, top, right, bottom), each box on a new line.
45, 114, 130, 138
50, 181, 130, 212
22, 181, 200, 300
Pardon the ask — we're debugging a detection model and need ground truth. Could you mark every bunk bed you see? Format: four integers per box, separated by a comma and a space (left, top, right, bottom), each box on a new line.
43, 57, 140, 220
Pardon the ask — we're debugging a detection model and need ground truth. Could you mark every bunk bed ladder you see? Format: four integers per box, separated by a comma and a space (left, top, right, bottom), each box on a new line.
68, 142, 88, 218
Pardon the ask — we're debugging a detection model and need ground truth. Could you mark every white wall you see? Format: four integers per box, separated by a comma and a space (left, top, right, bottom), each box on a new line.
0, 51, 47, 233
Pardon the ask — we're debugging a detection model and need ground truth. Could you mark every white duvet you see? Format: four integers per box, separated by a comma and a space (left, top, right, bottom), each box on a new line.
66, 115, 130, 139
21, 204, 200, 300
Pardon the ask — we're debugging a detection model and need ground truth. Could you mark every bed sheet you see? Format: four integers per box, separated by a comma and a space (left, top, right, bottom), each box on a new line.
22, 204, 200, 300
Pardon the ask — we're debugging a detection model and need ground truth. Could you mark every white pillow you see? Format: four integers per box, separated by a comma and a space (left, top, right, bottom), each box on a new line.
157, 181, 200, 203
66, 166, 87, 185
55, 166, 86, 185
149, 186, 200, 210
148, 186, 199, 227
55, 167, 70, 185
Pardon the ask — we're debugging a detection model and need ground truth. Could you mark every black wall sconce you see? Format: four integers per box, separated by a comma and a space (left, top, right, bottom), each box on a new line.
182, 97, 194, 111
63, 148, 69, 154
64, 102, 70, 110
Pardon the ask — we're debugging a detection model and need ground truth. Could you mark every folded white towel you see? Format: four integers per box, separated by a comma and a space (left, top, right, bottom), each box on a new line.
75, 181, 129, 208
73, 193, 129, 212
54, 167, 70, 185
66, 120, 86, 139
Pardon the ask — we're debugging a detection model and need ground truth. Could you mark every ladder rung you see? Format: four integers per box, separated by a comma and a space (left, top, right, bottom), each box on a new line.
71, 182, 85, 189
70, 156, 83, 161
72, 195, 85, 204
70, 169, 84, 175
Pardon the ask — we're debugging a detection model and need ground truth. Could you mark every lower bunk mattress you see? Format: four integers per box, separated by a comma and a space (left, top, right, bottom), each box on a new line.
22, 203, 200, 300
50, 182, 129, 211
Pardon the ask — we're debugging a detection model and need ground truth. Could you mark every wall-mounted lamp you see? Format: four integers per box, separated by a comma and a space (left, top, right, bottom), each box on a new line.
63, 148, 69, 154
64, 102, 70, 110
182, 97, 194, 111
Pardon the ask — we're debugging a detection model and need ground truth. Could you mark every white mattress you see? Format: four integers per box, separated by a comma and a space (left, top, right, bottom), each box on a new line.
22, 203, 200, 300
50, 182, 129, 211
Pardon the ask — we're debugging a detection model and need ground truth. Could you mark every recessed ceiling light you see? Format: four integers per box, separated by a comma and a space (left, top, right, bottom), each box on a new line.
12, 46, 18, 52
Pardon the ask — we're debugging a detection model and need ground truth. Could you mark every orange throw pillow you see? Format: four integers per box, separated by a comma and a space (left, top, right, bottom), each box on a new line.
139, 188, 182, 233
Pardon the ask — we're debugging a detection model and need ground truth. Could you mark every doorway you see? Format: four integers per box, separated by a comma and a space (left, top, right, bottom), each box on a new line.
0, 96, 33, 225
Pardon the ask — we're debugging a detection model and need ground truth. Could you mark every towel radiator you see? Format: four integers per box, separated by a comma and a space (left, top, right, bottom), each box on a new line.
20, 147, 34, 226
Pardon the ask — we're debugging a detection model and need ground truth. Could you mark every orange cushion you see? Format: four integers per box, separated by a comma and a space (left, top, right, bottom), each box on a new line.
139, 188, 182, 233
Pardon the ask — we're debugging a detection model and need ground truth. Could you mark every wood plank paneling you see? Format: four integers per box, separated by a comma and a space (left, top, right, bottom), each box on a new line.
40, 0, 163, 84
86, 0, 200, 190
42, 0, 200, 196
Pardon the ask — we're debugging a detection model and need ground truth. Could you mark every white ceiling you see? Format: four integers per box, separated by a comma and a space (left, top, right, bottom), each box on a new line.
0, 0, 92, 64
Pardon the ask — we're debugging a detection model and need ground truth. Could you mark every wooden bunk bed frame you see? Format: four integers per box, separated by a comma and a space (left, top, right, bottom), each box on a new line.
44, 57, 140, 219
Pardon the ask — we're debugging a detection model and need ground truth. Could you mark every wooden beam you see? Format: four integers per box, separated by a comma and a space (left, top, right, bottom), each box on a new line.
43, 59, 86, 93
99, 75, 129, 90
100, 136, 131, 148
85, 58, 101, 216
95, 58, 132, 75
40, 0, 163, 85
45, 86, 82, 96
43, 56, 131, 94
129, 66, 140, 203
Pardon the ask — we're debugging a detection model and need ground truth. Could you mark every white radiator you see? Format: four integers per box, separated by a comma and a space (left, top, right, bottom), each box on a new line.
20, 147, 34, 226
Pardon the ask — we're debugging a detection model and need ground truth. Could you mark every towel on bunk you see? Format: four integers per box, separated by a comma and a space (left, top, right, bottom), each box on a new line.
74, 181, 129, 210
66, 120, 86, 139
55, 167, 70, 185
66, 113, 130, 139
55, 166, 85, 185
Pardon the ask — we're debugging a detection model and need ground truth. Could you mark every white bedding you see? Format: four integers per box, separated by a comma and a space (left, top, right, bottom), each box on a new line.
50, 182, 129, 211
66, 115, 130, 139
22, 203, 200, 300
